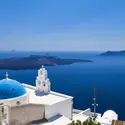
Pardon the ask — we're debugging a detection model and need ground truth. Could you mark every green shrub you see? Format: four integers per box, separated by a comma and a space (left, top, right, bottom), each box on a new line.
68, 119, 100, 125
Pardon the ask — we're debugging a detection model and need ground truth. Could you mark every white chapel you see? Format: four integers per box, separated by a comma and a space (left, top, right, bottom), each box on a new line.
0, 66, 118, 125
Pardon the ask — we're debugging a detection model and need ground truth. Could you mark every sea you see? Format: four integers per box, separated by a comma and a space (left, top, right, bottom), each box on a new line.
0, 51, 125, 120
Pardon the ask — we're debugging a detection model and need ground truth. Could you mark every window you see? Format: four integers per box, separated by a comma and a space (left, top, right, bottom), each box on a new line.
17, 101, 20, 105
38, 81, 41, 85
43, 82, 46, 86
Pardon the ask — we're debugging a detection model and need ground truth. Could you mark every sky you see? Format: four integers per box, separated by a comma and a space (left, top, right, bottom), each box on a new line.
0, 0, 125, 51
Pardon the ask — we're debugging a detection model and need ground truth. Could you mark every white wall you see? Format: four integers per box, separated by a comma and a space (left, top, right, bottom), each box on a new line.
45, 98, 73, 120
0, 92, 29, 107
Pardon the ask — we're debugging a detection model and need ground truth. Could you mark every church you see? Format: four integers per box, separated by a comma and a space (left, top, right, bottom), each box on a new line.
0, 66, 118, 125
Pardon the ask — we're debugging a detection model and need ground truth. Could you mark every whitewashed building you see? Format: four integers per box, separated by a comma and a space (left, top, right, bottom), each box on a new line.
0, 66, 118, 125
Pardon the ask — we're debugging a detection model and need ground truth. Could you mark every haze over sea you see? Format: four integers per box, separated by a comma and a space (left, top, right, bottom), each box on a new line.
0, 51, 125, 120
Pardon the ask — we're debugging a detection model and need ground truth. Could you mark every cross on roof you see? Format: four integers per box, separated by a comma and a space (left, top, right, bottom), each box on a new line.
5, 72, 9, 79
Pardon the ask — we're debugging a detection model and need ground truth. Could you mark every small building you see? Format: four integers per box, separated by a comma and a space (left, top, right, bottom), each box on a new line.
0, 66, 73, 125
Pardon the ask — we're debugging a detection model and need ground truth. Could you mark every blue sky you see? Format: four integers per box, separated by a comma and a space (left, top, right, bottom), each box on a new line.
0, 0, 125, 51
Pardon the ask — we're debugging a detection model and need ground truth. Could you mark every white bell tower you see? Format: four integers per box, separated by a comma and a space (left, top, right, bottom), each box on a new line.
36, 66, 51, 94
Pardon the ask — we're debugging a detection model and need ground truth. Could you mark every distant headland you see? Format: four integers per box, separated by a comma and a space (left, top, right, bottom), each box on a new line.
0, 55, 92, 70
100, 50, 125, 56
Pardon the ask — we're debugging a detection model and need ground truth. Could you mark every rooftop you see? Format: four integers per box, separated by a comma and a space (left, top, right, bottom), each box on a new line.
24, 84, 73, 106
73, 114, 89, 123
112, 120, 125, 125
41, 114, 71, 125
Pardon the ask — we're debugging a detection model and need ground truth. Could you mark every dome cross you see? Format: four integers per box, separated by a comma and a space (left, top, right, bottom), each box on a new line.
5, 72, 9, 79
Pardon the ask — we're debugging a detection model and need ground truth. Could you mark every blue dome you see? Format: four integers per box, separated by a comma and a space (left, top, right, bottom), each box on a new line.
0, 78, 27, 99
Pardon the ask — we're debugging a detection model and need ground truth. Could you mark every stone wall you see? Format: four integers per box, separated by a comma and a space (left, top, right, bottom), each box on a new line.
10, 104, 45, 125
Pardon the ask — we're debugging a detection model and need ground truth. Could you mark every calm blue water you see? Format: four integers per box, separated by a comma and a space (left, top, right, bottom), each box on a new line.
0, 51, 125, 120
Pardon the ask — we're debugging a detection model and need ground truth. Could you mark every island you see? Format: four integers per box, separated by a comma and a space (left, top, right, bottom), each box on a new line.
100, 50, 125, 56
0, 55, 92, 70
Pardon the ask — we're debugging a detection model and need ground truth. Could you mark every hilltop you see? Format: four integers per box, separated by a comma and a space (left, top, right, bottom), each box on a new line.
0, 55, 92, 70
100, 51, 125, 56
